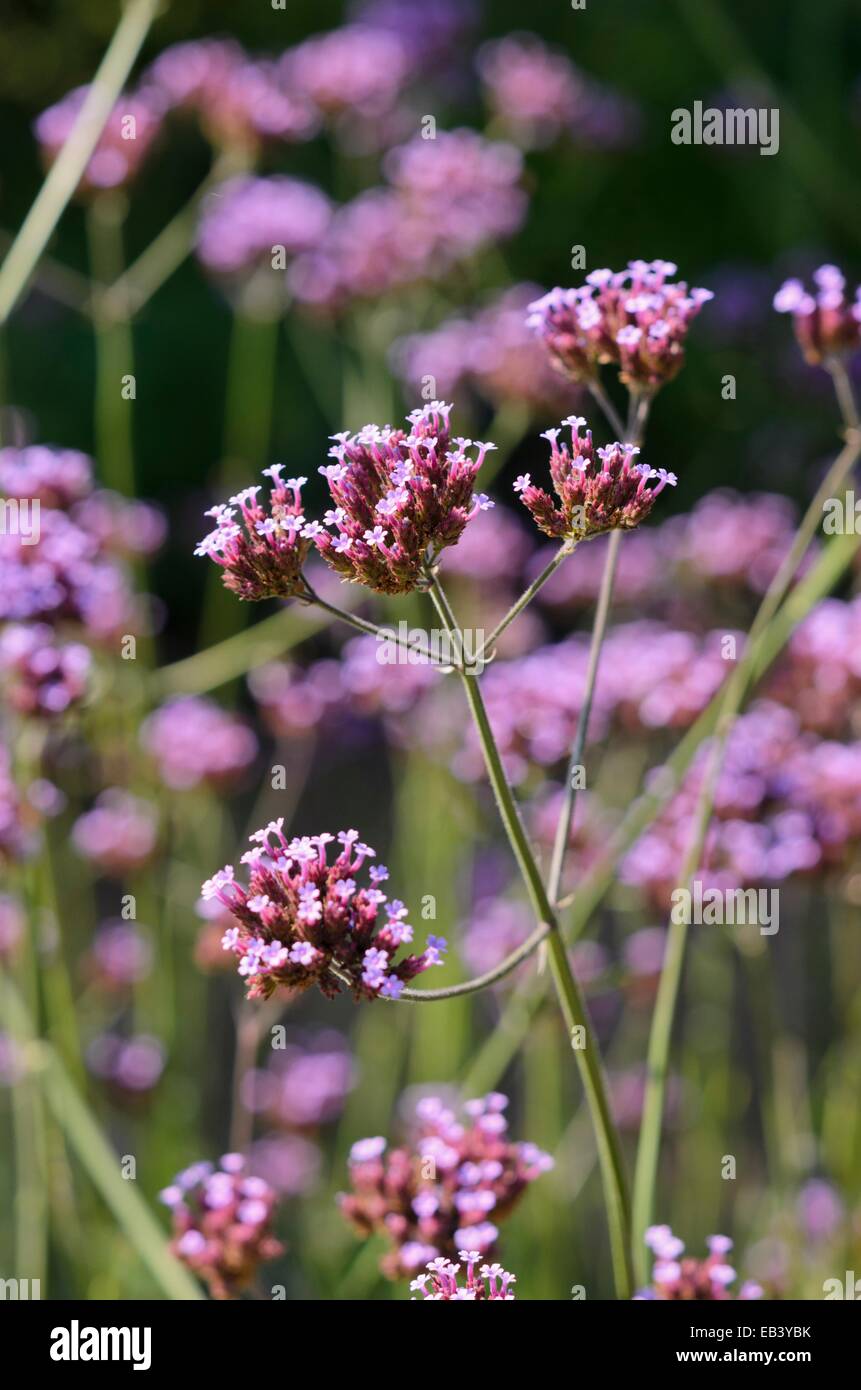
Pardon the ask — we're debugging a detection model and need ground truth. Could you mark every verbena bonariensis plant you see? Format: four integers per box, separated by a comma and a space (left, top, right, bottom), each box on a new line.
411, 1252, 517, 1301
202, 824, 446, 1000
635, 1228, 762, 1302
339, 1093, 552, 1277
159, 1154, 283, 1300
195, 263, 712, 1300
9, 5, 861, 1309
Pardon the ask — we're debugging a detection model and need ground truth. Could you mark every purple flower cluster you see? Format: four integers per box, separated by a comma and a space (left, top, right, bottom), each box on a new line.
290, 132, 526, 309
145, 39, 317, 149
240, 1031, 356, 1199
0, 445, 159, 642
160, 1154, 283, 1300
622, 700, 861, 905
636, 1227, 763, 1301
141, 696, 258, 791
249, 636, 438, 740
0, 444, 92, 507
478, 33, 638, 151
394, 284, 578, 414
280, 24, 411, 123
528, 261, 713, 391
86, 1031, 165, 1100
202, 823, 446, 1001
72, 790, 158, 877
340, 1092, 553, 1277
85, 921, 152, 991
455, 622, 735, 783
385, 129, 526, 253
0, 623, 90, 717
514, 415, 677, 542
411, 1251, 517, 1300
774, 264, 861, 365
315, 402, 495, 593
195, 175, 332, 277
766, 596, 861, 735
34, 86, 164, 194
195, 470, 313, 602
242, 1030, 355, 1131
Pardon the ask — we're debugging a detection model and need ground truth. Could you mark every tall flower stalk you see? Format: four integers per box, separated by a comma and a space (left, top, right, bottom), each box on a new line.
425, 570, 634, 1298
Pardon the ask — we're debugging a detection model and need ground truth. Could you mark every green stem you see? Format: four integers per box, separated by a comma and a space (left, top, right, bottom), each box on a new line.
386, 921, 552, 1001
427, 573, 633, 1299
588, 380, 626, 439
100, 148, 251, 321
0, 973, 205, 1300
302, 584, 459, 667
0, 0, 163, 326
547, 528, 621, 906
198, 304, 281, 649
476, 540, 575, 660
88, 192, 136, 497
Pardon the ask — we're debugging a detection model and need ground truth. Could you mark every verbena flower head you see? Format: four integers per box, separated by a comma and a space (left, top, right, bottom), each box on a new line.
34, 87, 164, 194
86, 922, 152, 991
384, 130, 527, 255
242, 1029, 355, 1130
145, 41, 317, 149
72, 790, 158, 876
86, 1031, 165, 1101
0, 443, 93, 507
0, 623, 90, 717
635, 1227, 763, 1301
340, 1092, 553, 1278
194, 471, 314, 602
159, 1153, 283, 1300
515, 416, 676, 542
280, 24, 411, 121
315, 402, 495, 594
773, 264, 861, 365
141, 696, 258, 791
411, 1251, 516, 1300
528, 261, 713, 391
478, 33, 637, 152
202, 825, 446, 1001
195, 175, 332, 277
394, 284, 577, 415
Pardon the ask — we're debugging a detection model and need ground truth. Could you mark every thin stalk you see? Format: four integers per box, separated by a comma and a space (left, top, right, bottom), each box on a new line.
547, 528, 621, 906
302, 583, 459, 667
475, 540, 575, 660
588, 380, 626, 439
100, 148, 250, 322
427, 572, 633, 1299
87, 192, 135, 497
387, 922, 552, 1001
632, 404, 861, 1279
0, 0, 163, 326
544, 394, 651, 944
0, 974, 204, 1300
198, 304, 281, 649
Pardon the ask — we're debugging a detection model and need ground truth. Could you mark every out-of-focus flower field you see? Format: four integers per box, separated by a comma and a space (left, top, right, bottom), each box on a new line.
1, 0, 861, 1302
